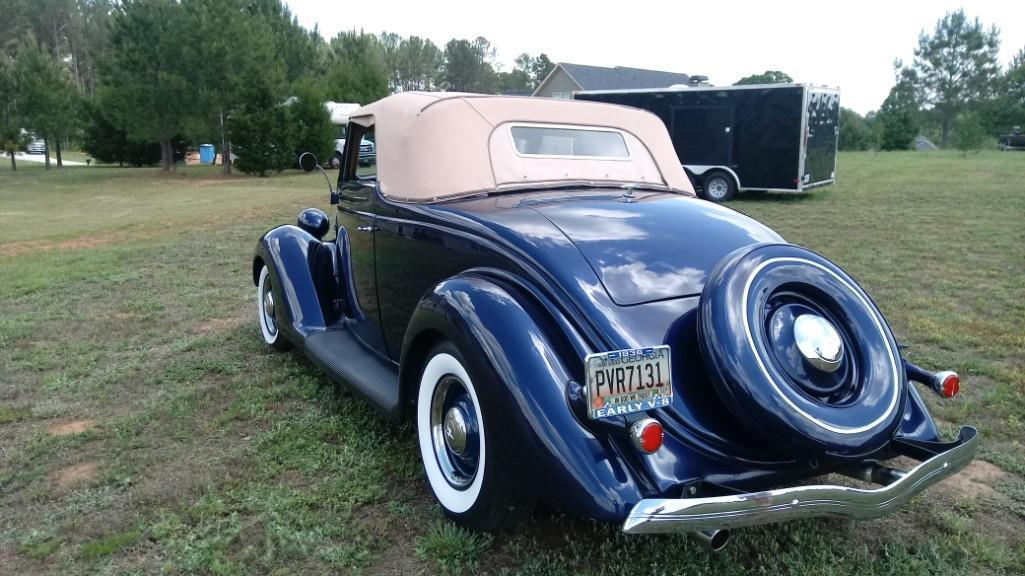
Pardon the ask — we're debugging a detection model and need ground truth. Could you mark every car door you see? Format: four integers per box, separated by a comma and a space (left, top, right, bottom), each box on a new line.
336, 123, 389, 358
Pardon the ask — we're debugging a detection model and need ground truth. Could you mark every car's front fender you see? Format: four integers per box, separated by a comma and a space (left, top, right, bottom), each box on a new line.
400, 272, 646, 520
254, 225, 339, 342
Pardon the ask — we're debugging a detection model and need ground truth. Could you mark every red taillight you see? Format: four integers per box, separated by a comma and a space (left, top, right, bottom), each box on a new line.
631, 418, 663, 453
937, 372, 960, 398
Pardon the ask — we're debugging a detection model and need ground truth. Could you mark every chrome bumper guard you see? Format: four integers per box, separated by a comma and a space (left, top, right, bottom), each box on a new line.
623, 426, 979, 534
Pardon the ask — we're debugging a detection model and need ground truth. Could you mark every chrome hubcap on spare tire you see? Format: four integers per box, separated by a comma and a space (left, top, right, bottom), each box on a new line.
793, 314, 844, 373
430, 376, 480, 488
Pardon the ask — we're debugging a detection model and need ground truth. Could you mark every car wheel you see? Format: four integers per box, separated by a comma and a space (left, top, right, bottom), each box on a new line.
257, 265, 290, 350
330, 153, 341, 168
699, 172, 737, 202
416, 341, 533, 531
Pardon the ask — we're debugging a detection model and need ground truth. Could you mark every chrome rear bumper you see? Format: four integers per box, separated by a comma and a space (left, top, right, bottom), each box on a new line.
623, 426, 978, 534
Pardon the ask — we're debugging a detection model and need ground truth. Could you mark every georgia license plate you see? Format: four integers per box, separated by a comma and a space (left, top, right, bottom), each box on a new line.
584, 346, 672, 419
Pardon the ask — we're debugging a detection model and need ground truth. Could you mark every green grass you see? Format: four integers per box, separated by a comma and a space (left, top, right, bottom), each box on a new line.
79, 530, 140, 559
0, 152, 1023, 574
417, 522, 493, 575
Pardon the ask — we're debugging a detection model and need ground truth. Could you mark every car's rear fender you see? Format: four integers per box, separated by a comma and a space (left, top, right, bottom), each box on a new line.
254, 225, 340, 342
400, 272, 646, 520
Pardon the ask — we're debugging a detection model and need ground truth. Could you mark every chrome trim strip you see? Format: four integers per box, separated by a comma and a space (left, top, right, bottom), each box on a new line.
622, 427, 978, 534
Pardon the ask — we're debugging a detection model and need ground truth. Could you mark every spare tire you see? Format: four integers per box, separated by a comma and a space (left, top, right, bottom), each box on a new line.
698, 243, 907, 459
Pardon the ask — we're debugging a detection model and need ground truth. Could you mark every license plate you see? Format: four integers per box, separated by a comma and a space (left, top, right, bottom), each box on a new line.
584, 346, 672, 419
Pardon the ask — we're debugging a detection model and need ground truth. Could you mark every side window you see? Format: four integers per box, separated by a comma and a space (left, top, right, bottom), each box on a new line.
355, 127, 376, 180
341, 124, 377, 184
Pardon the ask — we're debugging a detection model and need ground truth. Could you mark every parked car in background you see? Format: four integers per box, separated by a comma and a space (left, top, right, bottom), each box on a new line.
25, 137, 45, 154
999, 127, 1025, 150
252, 93, 976, 549
575, 84, 840, 202
325, 100, 371, 166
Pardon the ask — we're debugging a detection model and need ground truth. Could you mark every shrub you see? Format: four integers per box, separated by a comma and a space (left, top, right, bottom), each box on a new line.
230, 77, 296, 177
952, 111, 988, 155
289, 80, 336, 165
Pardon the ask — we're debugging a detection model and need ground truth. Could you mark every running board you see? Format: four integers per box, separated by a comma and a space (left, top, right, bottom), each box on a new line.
304, 328, 401, 418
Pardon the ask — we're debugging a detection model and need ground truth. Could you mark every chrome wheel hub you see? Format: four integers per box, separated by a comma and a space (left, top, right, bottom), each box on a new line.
430, 376, 479, 488
443, 407, 468, 455
263, 290, 275, 320
793, 313, 844, 373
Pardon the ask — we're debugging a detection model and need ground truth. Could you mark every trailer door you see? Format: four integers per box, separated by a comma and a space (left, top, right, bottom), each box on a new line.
803, 89, 839, 187
671, 106, 733, 166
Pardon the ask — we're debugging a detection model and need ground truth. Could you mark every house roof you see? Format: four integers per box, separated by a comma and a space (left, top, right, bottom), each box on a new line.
539, 63, 691, 94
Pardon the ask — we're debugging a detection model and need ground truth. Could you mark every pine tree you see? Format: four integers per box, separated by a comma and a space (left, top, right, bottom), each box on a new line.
877, 66, 920, 150
103, 0, 191, 171
290, 80, 335, 164
230, 71, 296, 177
14, 43, 79, 169
0, 55, 28, 171
912, 10, 1001, 146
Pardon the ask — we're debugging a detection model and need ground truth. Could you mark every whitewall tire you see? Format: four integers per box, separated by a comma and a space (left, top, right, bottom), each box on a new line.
257, 265, 290, 350
417, 352, 485, 513
415, 341, 533, 531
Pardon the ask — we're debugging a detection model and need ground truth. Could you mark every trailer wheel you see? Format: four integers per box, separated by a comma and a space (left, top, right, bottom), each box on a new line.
699, 172, 737, 203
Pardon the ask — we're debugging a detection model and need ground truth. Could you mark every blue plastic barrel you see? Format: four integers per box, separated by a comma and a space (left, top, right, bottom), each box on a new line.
199, 144, 215, 164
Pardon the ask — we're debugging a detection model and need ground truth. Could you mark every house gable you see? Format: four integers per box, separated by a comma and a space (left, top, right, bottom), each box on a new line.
532, 64, 583, 98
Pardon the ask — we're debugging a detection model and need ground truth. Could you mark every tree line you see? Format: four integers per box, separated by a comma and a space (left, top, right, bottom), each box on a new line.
0, 0, 553, 174
6, 3, 1018, 174
733, 13, 1024, 153
842, 10, 1025, 152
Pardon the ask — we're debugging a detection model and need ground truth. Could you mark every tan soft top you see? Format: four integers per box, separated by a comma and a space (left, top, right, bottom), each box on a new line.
349, 92, 695, 202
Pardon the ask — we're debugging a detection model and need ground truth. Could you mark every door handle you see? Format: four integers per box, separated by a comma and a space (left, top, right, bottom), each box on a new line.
356, 225, 379, 232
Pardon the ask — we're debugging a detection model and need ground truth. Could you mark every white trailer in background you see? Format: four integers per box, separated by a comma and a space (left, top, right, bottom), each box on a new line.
325, 102, 362, 168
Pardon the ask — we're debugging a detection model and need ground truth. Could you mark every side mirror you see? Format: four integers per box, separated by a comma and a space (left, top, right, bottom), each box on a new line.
299, 152, 318, 173
298, 151, 336, 202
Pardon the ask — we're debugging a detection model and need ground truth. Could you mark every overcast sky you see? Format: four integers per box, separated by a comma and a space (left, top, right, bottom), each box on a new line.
287, 0, 1025, 114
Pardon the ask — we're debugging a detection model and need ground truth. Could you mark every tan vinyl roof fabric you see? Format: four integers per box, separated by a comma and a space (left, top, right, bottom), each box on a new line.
349, 92, 695, 202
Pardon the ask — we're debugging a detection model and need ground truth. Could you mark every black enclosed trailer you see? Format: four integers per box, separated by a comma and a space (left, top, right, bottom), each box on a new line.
575, 84, 840, 202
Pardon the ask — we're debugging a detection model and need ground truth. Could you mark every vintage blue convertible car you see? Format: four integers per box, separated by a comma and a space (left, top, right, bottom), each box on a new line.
253, 93, 977, 549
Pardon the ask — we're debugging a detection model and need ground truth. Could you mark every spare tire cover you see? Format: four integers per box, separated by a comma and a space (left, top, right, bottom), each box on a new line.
699, 243, 907, 458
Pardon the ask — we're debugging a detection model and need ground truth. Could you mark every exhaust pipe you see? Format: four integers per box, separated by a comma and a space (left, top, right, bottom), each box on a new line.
689, 529, 730, 551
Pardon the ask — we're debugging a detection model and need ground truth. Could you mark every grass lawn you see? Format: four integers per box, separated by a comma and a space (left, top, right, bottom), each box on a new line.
1, 153, 1023, 575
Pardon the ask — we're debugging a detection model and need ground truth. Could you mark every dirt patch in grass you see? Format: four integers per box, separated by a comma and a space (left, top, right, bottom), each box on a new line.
937, 460, 1009, 501
368, 539, 423, 576
47, 419, 99, 436
0, 234, 118, 258
196, 316, 247, 334
51, 461, 101, 490
193, 177, 249, 187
